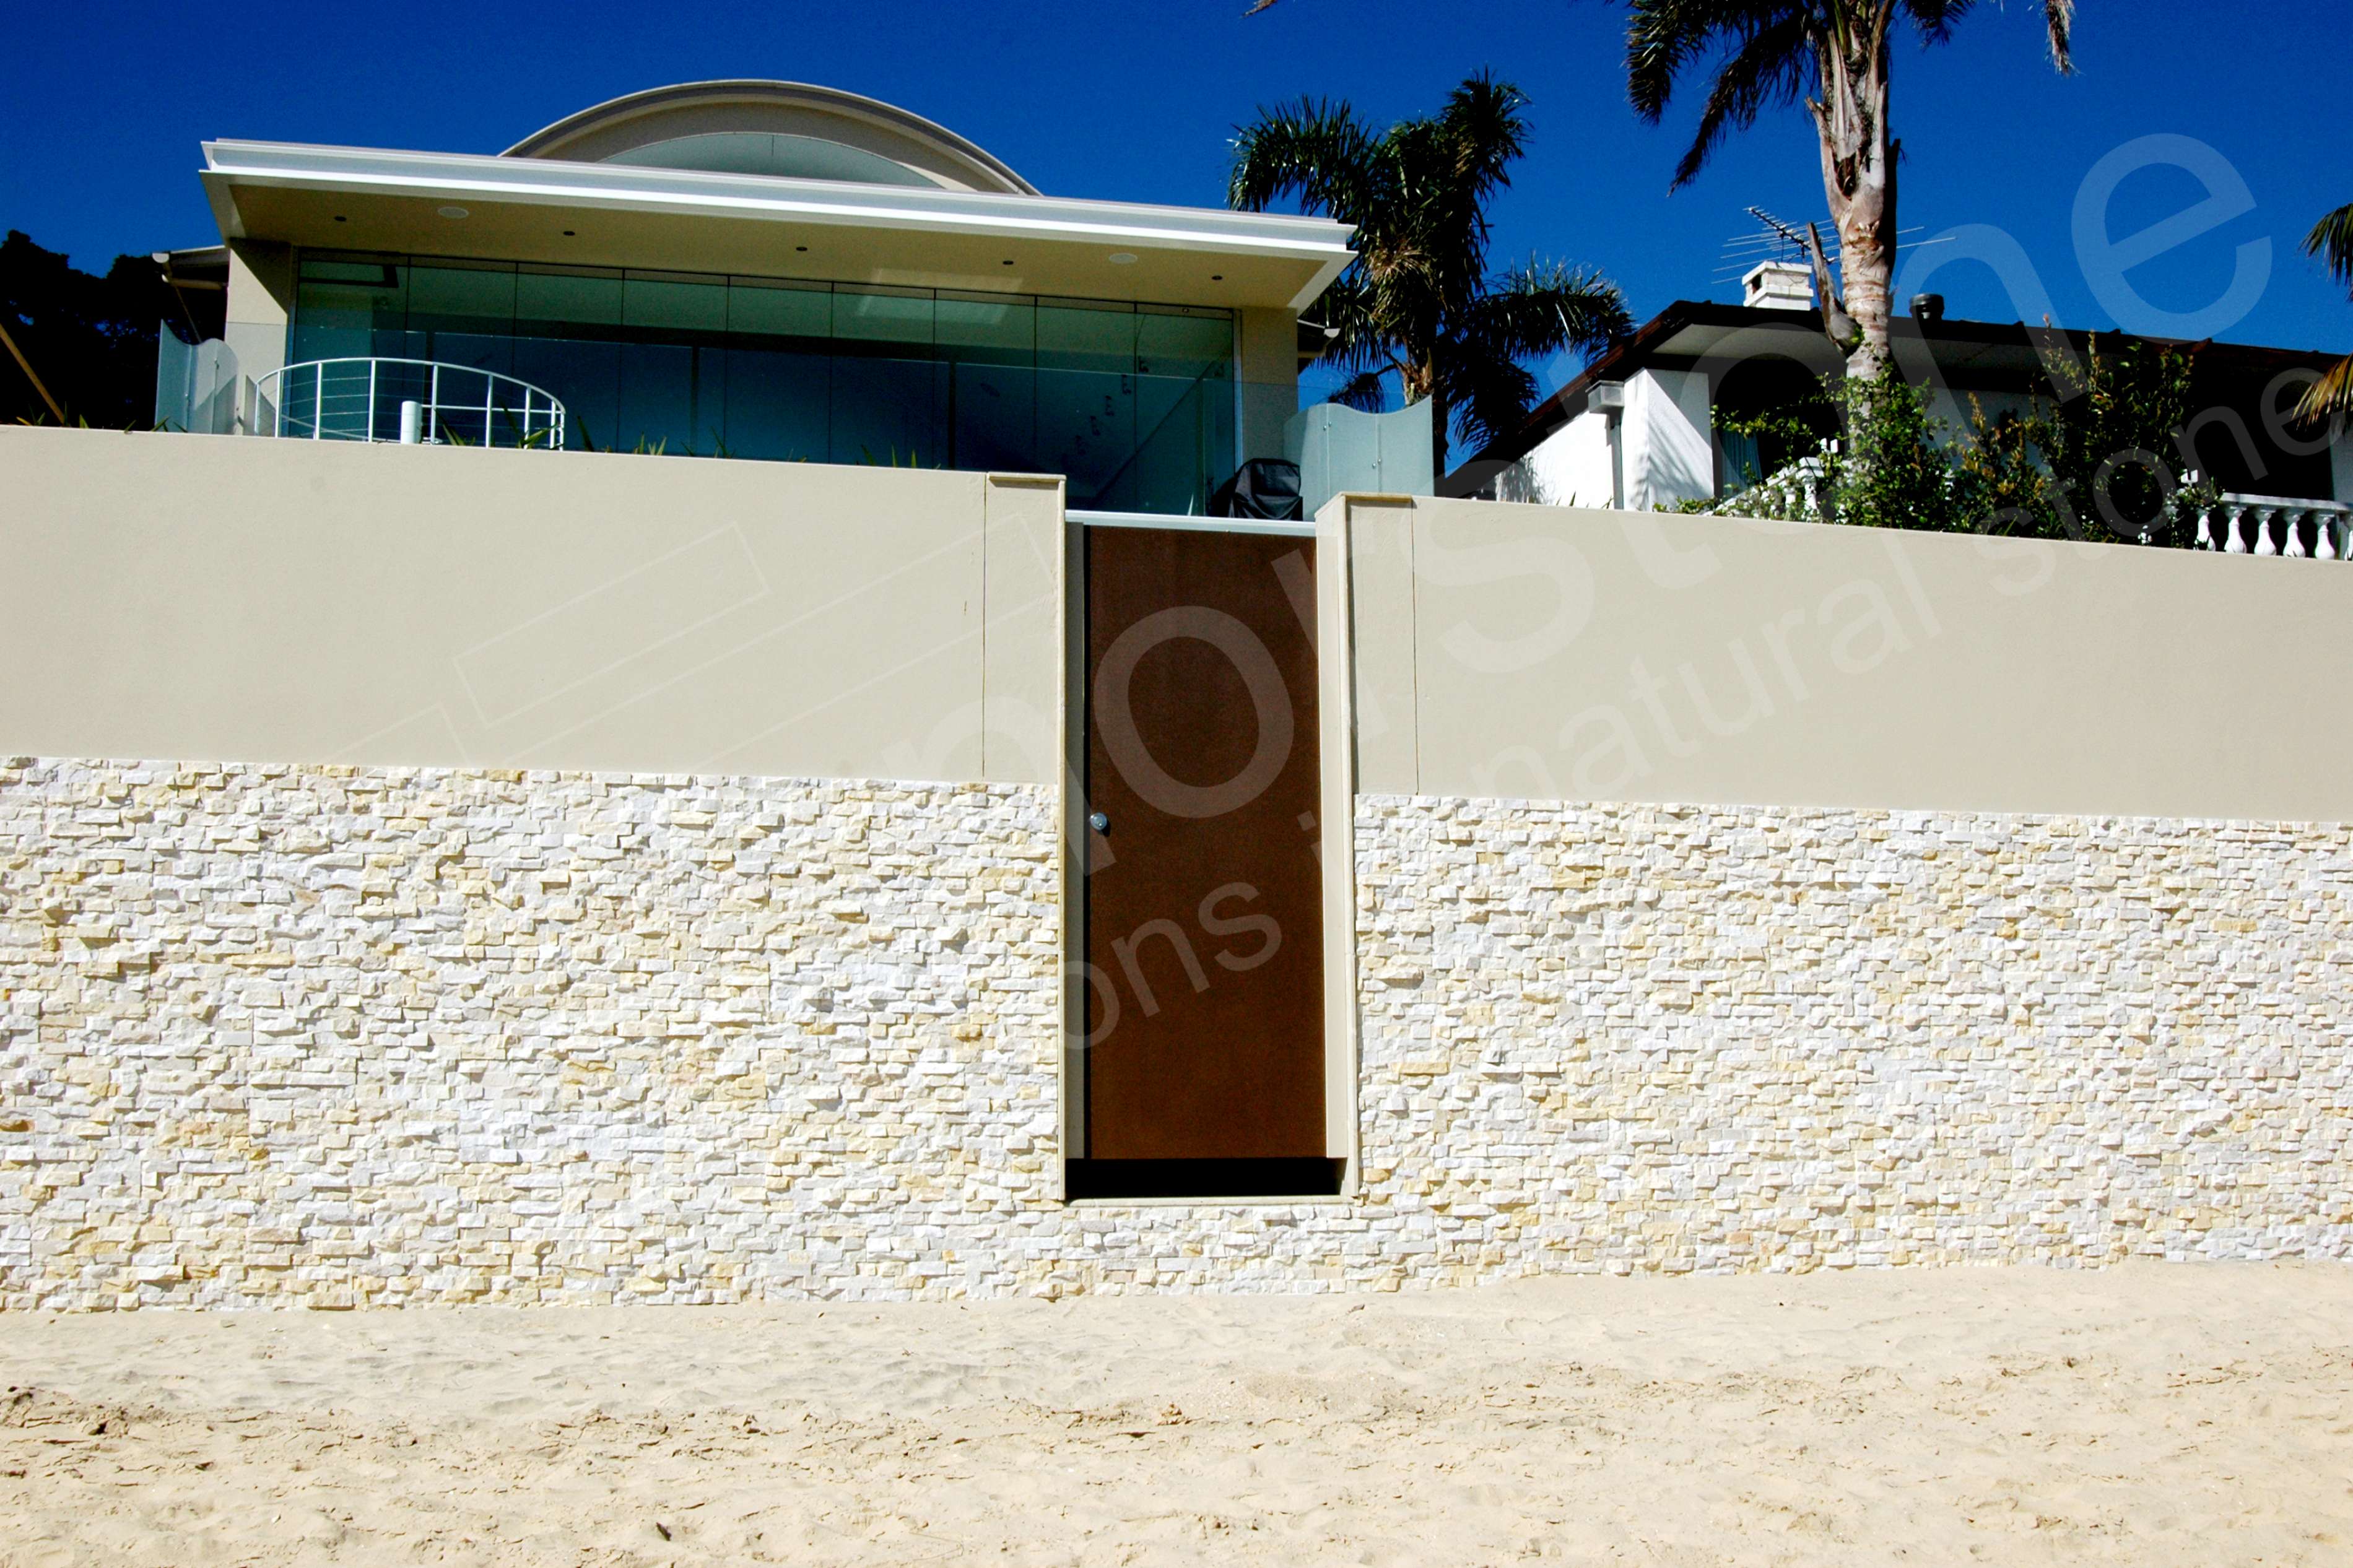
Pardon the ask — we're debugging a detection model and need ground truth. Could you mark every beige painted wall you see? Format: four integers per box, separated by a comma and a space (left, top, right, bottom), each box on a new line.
0, 427, 1062, 785
1336, 494, 2353, 821
222, 241, 293, 410
1236, 307, 1300, 463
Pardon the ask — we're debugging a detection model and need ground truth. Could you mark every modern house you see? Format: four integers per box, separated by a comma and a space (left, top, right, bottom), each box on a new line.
1448, 262, 2353, 553
155, 80, 1368, 516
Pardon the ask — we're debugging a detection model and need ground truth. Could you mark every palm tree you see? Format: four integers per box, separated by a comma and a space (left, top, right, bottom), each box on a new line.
1229, 72, 1631, 475
2298, 202, 2353, 423
1626, 1, 2076, 379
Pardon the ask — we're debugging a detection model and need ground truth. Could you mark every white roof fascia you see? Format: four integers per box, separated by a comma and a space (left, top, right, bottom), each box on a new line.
201, 140, 1355, 309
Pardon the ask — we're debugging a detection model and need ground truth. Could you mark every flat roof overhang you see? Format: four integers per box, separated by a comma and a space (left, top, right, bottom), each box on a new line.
201, 140, 1355, 313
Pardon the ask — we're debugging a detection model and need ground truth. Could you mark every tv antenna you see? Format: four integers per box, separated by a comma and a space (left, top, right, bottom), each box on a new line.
1712, 206, 1952, 284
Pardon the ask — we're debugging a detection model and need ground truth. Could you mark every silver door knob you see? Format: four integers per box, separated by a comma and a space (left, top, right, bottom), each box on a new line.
1087, 811, 1110, 834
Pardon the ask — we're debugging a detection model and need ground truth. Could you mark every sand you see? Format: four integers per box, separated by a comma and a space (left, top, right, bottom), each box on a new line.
1, 1262, 2348, 1566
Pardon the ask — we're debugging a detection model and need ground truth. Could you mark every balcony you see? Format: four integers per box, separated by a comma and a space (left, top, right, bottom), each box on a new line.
254, 358, 568, 449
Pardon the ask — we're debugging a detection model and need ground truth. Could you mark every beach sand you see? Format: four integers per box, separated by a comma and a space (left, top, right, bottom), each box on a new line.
2, 1261, 2348, 1565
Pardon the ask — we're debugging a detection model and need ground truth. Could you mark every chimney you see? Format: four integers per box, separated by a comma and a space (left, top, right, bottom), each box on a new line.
1742, 261, 1814, 311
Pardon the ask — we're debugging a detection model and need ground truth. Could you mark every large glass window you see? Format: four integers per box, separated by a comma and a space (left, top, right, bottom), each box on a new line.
290, 253, 1242, 511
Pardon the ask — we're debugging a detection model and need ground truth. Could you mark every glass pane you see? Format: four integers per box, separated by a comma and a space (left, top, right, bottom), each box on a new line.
510, 336, 619, 452
830, 355, 943, 468
625, 275, 727, 336
507, 272, 621, 450
292, 259, 407, 366
292, 283, 390, 363
407, 264, 515, 376
724, 344, 829, 461
1037, 367, 1136, 508
1038, 303, 1135, 375
300, 258, 398, 284
1137, 310, 1233, 380
1131, 371, 1231, 516
728, 279, 830, 340
832, 287, 933, 347
949, 362, 1037, 471
937, 295, 1033, 363
619, 342, 722, 455
516, 270, 622, 333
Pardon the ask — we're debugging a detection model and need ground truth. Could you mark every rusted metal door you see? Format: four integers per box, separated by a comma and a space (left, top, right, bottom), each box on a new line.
1078, 524, 1327, 1187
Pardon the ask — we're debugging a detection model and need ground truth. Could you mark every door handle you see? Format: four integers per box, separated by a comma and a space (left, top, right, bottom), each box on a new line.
1087, 811, 1110, 834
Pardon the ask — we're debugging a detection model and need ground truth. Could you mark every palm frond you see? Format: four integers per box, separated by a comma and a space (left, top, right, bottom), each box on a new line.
2308, 202, 2353, 290
1228, 98, 1382, 225
2043, 0, 2076, 72
1900, 0, 1978, 47
1670, 10, 1814, 188
1433, 70, 1532, 206
1328, 370, 1390, 413
1627, 0, 1786, 123
1463, 262, 1633, 363
2294, 355, 2353, 425
1432, 338, 1542, 458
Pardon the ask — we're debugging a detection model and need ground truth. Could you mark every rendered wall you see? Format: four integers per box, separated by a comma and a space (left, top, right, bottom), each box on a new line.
0, 427, 1061, 786
1510, 408, 1614, 510
221, 241, 292, 405
1339, 495, 2353, 821
1621, 369, 1713, 510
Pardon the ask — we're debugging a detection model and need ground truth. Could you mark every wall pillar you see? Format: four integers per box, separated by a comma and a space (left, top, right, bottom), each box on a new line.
222, 241, 294, 430
1236, 307, 1299, 469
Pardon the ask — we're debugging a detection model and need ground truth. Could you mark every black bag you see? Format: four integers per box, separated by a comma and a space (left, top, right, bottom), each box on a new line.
1208, 458, 1304, 521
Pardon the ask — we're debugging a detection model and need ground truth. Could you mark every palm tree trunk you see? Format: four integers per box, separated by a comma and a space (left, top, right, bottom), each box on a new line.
1832, 179, 1894, 379
1811, 24, 1898, 380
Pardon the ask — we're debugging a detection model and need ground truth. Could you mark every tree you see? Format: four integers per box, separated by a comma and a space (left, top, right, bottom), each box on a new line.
1625, 1, 2076, 378
1228, 72, 1631, 474
1716, 338, 2213, 542
1, 232, 199, 427
2297, 201, 2353, 423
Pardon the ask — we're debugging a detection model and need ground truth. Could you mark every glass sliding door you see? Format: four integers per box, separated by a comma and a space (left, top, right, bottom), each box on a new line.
828, 287, 939, 469
512, 269, 621, 453
289, 252, 1248, 509
723, 280, 830, 462
620, 274, 727, 456
1037, 301, 1138, 510
939, 292, 1036, 474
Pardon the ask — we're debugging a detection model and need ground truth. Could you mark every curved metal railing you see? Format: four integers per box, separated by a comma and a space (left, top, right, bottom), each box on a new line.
254, 358, 568, 450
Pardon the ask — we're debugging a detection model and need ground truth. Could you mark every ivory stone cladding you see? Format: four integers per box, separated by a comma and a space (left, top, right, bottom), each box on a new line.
2, 760, 2349, 1310
1353, 795, 2353, 1273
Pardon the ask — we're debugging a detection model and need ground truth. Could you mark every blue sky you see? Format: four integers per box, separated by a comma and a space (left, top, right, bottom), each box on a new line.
7, 0, 2346, 399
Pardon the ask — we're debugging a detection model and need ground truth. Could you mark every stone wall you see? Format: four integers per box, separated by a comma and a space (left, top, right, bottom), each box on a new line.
1352, 796, 2353, 1272
0, 761, 1066, 1308
4, 761, 2349, 1309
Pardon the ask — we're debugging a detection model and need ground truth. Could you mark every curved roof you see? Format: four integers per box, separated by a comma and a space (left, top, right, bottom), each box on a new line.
503, 80, 1038, 196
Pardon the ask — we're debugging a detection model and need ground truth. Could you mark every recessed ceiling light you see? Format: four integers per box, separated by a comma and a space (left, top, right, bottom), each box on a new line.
437, 206, 469, 220
1108, 252, 1138, 266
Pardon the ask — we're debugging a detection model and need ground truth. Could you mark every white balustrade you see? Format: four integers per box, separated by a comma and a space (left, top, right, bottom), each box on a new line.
2198, 495, 2352, 562
252, 358, 568, 451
